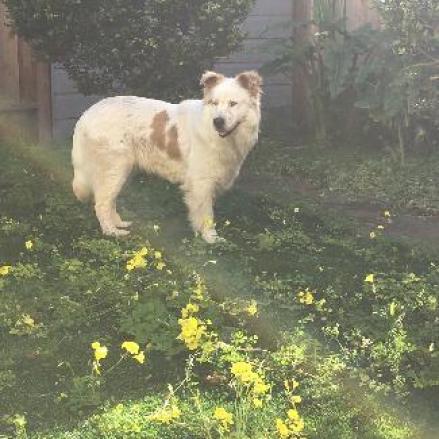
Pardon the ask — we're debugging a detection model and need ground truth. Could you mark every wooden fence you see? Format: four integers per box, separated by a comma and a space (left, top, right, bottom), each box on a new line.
0, 2, 51, 142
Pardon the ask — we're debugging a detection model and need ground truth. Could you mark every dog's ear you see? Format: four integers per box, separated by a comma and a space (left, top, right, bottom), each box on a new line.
236, 71, 263, 98
200, 71, 225, 91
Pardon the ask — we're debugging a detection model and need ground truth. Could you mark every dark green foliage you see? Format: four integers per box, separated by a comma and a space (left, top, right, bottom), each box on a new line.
4, 0, 254, 100
263, 0, 438, 157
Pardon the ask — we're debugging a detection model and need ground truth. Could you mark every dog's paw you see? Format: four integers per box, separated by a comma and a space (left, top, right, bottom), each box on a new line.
117, 221, 132, 228
201, 229, 224, 244
103, 227, 130, 237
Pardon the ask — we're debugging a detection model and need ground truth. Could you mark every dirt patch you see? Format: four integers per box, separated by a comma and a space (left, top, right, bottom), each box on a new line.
238, 174, 439, 247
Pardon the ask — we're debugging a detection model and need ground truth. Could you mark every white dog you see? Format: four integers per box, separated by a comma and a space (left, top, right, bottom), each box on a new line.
71, 70, 262, 243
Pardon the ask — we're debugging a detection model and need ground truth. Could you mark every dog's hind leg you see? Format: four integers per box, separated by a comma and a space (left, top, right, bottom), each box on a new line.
94, 162, 132, 237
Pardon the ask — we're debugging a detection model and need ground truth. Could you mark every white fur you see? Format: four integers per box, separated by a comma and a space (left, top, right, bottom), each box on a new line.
71, 71, 262, 242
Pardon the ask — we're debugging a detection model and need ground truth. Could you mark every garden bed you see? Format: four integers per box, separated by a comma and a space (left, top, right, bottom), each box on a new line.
0, 141, 438, 438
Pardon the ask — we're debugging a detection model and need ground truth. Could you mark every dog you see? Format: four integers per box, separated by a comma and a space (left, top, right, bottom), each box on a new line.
71, 70, 262, 243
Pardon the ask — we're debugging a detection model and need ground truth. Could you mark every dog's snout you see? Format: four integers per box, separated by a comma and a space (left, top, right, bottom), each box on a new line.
213, 117, 225, 130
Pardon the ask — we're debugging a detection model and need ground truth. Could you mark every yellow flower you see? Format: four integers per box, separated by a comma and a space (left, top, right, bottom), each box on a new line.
291, 417, 305, 433
181, 303, 199, 318
297, 290, 314, 305
284, 379, 299, 391
156, 261, 166, 270
213, 407, 234, 431
0, 265, 12, 276
138, 247, 148, 256
126, 248, 148, 271
154, 251, 162, 259
253, 398, 263, 408
253, 380, 270, 395
170, 405, 181, 419
384, 210, 391, 217
276, 418, 290, 438
177, 316, 206, 350
25, 240, 33, 250
150, 404, 181, 424
121, 341, 140, 355
91, 341, 108, 363
369, 231, 376, 239
95, 346, 108, 362
287, 409, 300, 421
230, 361, 259, 384
245, 301, 258, 316
377, 225, 385, 230
22, 314, 35, 327
192, 279, 206, 300
133, 351, 145, 364
291, 395, 302, 404
365, 274, 374, 283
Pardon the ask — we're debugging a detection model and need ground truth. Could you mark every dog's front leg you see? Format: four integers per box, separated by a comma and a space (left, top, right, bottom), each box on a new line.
184, 183, 221, 244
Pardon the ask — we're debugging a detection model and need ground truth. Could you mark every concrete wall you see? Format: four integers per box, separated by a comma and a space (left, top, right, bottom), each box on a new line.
51, 0, 293, 139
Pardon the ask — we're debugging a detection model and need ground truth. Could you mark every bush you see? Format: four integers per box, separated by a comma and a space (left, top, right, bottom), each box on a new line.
263, 0, 439, 157
4, 0, 254, 100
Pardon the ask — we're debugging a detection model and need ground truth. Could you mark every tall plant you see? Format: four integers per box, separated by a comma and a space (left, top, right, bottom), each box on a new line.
263, 0, 438, 160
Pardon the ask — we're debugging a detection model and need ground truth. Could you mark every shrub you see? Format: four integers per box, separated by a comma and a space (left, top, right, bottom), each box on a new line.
4, 0, 255, 100
263, 0, 439, 157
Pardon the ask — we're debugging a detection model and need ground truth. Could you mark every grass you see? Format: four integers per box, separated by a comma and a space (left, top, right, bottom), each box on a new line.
0, 140, 438, 438
248, 141, 439, 214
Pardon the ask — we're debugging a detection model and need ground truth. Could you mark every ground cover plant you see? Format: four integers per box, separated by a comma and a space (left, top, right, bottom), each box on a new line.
0, 140, 438, 438
248, 142, 439, 215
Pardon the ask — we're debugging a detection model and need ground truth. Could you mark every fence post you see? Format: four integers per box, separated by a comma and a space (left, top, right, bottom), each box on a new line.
292, 0, 313, 135
36, 62, 52, 144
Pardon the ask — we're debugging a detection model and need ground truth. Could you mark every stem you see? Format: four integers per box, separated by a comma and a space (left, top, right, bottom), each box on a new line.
103, 355, 126, 376
397, 120, 405, 166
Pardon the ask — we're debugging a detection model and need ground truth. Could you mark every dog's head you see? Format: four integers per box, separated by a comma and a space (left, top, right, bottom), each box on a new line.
201, 70, 263, 138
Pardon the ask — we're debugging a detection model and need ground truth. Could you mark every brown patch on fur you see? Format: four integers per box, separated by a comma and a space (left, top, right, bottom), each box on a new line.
200, 71, 225, 91
150, 110, 170, 150
236, 71, 263, 98
167, 125, 181, 160
150, 111, 181, 160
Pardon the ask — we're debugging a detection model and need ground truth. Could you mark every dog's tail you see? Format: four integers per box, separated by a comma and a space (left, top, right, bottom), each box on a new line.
72, 170, 92, 202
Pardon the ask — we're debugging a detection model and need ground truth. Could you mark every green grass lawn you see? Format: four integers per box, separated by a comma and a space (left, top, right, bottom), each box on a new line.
0, 140, 438, 438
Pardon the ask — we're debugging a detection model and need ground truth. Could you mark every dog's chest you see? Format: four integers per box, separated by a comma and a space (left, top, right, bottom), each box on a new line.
210, 140, 254, 191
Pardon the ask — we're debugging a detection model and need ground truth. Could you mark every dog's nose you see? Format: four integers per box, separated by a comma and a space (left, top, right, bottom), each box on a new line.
213, 117, 225, 130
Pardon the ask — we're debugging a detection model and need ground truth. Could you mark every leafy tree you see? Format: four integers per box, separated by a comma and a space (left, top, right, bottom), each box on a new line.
4, 0, 254, 100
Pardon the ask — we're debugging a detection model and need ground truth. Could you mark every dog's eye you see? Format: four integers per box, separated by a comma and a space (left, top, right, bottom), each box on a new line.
207, 100, 218, 106
229, 101, 238, 107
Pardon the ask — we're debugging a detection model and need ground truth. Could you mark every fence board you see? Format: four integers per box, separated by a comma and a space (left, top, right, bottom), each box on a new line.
346, 0, 380, 30
0, 3, 19, 102
243, 16, 291, 39
251, 0, 293, 16
18, 39, 37, 103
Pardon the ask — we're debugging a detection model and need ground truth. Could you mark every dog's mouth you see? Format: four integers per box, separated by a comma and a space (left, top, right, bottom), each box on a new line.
217, 122, 241, 138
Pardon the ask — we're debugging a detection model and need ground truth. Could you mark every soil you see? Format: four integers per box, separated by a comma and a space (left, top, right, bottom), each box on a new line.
239, 174, 439, 248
